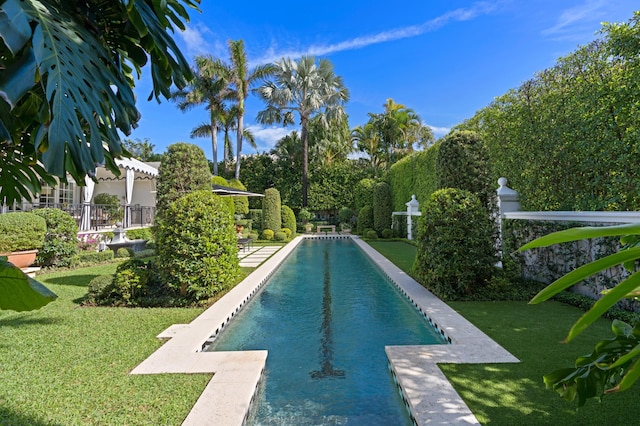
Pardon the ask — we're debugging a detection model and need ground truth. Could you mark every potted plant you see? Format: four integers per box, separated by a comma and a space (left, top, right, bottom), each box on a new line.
0, 212, 47, 268
299, 208, 314, 233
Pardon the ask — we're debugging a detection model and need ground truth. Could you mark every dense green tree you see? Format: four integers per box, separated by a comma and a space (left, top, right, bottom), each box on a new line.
0, 0, 198, 205
155, 143, 211, 218
262, 188, 282, 232
257, 56, 349, 207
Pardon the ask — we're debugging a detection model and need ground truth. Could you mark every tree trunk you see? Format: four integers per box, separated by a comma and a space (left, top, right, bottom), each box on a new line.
235, 112, 243, 180
211, 121, 218, 176
301, 115, 309, 207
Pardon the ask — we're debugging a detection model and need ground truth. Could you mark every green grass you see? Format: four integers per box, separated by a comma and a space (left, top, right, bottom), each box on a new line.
0, 263, 209, 425
366, 240, 417, 272
442, 301, 640, 425
367, 240, 640, 424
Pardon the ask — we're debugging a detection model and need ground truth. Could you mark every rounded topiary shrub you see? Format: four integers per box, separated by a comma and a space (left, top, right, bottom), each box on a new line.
373, 181, 392, 235
381, 228, 393, 239
281, 205, 296, 238
109, 258, 164, 306
156, 190, 238, 301
262, 188, 281, 232
280, 228, 292, 238
413, 188, 497, 300
156, 143, 212, 219
365, 229, 378, 239
298, 208, 313, 223
115, 247, 132, 258
261, 229, 275, 240
274, 231, 287, 241
33, 208, 78, 267
0, 212, 46, 253
87, 274, 115, 303
357, 205, 374, 234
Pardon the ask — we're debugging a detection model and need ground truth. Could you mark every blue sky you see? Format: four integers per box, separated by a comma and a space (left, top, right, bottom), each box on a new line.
127, 1, 639, 161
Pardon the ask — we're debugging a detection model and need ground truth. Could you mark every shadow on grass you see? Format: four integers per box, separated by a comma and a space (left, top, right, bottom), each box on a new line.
0, 315, 62, 328
40, 274, 100, 288
0, 407, 64, 426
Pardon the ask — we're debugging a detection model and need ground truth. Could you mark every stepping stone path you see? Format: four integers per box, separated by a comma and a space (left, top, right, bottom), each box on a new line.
238, 245, 281, 267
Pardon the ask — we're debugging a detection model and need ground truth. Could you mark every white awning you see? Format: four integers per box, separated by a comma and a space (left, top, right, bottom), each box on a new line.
115, 157, 158, 177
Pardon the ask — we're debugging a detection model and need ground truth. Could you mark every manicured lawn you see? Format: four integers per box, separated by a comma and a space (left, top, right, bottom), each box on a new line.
0, 263, 209, 425
366, 240, 417, 272
368, 240, 640, 425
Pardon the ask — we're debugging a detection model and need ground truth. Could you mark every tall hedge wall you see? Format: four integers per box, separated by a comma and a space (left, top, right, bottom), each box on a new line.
386, 143, 440, 211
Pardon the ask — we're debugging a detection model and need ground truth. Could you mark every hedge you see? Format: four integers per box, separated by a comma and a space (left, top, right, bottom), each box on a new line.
0, 212, 46, 253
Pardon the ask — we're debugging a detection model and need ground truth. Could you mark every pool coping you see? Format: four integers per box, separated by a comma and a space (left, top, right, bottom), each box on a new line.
130, 235, 518, 425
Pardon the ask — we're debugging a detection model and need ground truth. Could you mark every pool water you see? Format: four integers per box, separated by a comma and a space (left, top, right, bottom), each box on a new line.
207, 238, 446, 425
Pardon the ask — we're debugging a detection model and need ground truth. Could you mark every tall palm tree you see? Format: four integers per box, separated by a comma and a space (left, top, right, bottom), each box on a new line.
351, 121, 383, 173
172, 55, 233, 175
256, 56, 349, 207
203, 40, 274, 179
217, 105, 258, 174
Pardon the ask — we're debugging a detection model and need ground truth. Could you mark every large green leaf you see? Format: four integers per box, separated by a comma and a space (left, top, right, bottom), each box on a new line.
530, 247, 640, 303
519, 223, 640, 251
0, 0, 31, 55
0, 258, 57, 311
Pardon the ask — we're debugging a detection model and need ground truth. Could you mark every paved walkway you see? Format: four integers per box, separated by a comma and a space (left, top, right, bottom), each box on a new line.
237, 245, 281, 267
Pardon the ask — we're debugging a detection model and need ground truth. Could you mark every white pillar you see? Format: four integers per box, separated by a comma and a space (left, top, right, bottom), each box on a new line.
406, 195, 420, 240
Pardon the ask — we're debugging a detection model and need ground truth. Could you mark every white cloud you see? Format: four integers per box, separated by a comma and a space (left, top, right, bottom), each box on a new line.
177, 23, 225, 59
246, 125, 294, 151
542, 0, 607, 40
253, 1, 499, 64
428, 125, 451, 138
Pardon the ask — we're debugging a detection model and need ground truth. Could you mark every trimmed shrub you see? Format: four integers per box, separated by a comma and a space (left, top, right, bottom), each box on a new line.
298, 208, 313, 223
156, 190, 238, 300
357, 205, 374, 234
247, 209, 263, 231
386, 145, 440, 211
110, 258, 164, 306
125, 228, 153, 241
262, 188, 281, 232
0, 212, 46, 253
381, 228, 394, 239
228, 179, 250, 216
116, 247, 132, 258
354, 178, 376, 212
274, 231, 287, 241
373, 182, 392, 235
133, 249, 155, 259
69, 250, 114, 268
365, 229, 378, 239
87, 274, 114, 301
33, 208, 78, 267
281, 205, 296, 237
280, 228, 292, 238
413, 188, 497, 300
156, 143, 212, 219
261, 229, 275, 240
436, 130, 493, 209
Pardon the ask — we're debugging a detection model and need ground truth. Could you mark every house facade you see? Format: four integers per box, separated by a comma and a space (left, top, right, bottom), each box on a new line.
3, 158, 158, 231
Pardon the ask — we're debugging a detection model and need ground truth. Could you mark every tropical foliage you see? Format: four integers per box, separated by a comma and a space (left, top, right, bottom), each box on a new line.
521, 223, 640, 405
257, 56, 349, 207
0, 0, 198, 205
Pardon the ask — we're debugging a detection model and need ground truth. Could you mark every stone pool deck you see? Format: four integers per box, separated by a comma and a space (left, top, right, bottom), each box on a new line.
130, 236, 518, 425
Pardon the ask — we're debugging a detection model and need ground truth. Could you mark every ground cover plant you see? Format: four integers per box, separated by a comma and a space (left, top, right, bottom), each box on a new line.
0, 263, 209, 425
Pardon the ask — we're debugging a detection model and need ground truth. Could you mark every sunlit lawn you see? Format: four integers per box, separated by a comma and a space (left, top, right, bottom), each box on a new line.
0, 263, 210, 425
369, 240, 640, 425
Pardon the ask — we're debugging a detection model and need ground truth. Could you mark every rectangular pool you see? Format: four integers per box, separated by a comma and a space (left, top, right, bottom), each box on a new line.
207, 238, 446, 424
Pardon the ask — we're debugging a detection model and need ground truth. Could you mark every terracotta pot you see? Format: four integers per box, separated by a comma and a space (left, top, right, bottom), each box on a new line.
1, 249, 38, 269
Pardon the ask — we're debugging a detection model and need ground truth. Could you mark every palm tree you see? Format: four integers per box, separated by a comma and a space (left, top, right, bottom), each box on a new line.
217, 105, 258, 174
256, 56, 349, 207
172, 55, 233, 175
351, 121, 383, 173
202, 40, 274, 179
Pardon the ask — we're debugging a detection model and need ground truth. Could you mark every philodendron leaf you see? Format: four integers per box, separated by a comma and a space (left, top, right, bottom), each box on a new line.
0, 258, 56, 311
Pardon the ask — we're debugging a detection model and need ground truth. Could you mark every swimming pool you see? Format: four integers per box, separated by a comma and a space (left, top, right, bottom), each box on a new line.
207, 238, 447, 424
